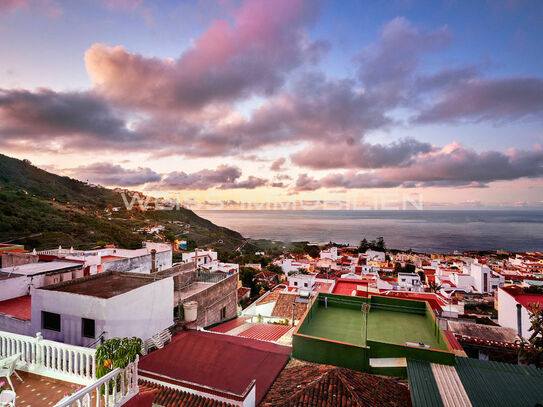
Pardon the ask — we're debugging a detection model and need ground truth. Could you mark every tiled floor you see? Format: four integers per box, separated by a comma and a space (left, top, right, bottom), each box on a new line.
8, 370, 75, 407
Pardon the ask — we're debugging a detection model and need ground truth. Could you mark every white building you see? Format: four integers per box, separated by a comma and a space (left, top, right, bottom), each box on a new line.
38, 242, 172, 275
397, 272, 423, 292
181, 249, 238, 274
497, 286, 542, 339
319, 247, 338, 261
287, 273, 316, 292
31, 271, 174, 346
463, 261, 504, 293
365, 249, 386, 263
274, 258, 311, 275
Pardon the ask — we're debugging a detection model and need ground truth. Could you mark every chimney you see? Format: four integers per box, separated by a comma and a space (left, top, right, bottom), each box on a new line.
516, 303, 523, 337
151, 249, 157, 274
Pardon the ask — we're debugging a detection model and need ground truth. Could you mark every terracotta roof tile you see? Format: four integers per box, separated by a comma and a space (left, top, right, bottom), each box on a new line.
260, 359, 412, 407
139, 380, 235, 407
271, 293, 308, 320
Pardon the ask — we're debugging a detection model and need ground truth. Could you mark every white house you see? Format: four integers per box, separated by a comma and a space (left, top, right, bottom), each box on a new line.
463, 261, 504, 293
365, 249, 386, 263
274, 258, 311, 275
287, 273, 316, 292
37, 242, 172, 275
182, 249, 218, 267
397, 272, 423, 292
30, 271, 174, 346
497, 286, 542, 339
319, 247, 338, 261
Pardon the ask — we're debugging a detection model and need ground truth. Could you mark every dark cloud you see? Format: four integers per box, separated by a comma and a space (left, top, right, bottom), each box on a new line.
0, 88, 138, 150
414, 77, 543, 124
220, 176, 268, 189
66, 162, 161, 187
293, 143, 543, 190
154, 165, 267, 190
291, 138, 433, 169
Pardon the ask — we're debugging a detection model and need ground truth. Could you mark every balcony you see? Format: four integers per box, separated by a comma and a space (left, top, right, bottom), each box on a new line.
0, 330, 139, 407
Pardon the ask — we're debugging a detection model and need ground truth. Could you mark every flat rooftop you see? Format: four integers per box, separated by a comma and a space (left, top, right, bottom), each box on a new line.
0, 261, 80, 276
297, 295, 449, 351
41, 272, 155, 298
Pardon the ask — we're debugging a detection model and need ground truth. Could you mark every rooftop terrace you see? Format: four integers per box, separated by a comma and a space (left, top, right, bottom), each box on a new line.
293, 293, 455, 373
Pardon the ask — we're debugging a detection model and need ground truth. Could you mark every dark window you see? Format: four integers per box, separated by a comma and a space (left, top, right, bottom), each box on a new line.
82, 318, 95, 338
304, 283, 308, 287
294, 281, 298, 286
220, 307, 226, 320
42, 311, 61, 332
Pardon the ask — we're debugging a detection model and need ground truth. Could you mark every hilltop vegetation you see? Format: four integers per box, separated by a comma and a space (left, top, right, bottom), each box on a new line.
0, 154, 245, 251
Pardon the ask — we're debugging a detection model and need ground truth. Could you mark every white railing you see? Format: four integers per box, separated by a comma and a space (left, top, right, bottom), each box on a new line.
54, 356, 139, 407
0, 331, 96, 385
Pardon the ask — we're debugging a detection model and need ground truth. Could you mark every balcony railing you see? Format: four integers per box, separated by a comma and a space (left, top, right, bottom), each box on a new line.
0, 331, 96, 385
54, 356, 139, 407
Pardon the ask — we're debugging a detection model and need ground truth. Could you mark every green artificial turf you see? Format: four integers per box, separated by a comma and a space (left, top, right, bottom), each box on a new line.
299, 304, 447, 350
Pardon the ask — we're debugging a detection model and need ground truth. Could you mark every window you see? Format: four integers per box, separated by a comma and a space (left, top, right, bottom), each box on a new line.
82, 318, 95, 338
304, 283, 308, 287
294, 281, 298, 286
42, 311, 61, 332
220, 307, 226, 320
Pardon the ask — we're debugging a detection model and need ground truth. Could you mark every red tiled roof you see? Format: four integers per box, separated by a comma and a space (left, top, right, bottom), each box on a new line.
238, 324, 292, 342
260, 359, 412, 406
139, 380, 234, 407
138, 330, 290, 405
123, 386, 159, 407
209, 317, 250, 333
0, 295, 31, 320
271, 293, 308, 320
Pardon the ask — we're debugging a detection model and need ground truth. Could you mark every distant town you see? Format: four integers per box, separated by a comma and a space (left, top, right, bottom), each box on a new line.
1, 237, 542, 406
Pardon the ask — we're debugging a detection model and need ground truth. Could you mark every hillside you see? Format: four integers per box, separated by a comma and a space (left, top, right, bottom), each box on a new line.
0, 154, 245, 251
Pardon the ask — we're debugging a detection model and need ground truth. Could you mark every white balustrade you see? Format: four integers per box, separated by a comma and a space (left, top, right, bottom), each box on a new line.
0, 330, 96, 385
54, 356, 139, 407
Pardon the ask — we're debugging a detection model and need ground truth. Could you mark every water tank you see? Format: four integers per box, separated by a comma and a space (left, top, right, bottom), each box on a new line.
183, 301, 198, 322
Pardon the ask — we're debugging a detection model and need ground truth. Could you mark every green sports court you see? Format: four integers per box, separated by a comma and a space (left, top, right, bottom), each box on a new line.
292, 293, 455, 374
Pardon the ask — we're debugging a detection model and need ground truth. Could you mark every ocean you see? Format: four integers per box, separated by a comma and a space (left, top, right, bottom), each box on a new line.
195, 210, 543, 253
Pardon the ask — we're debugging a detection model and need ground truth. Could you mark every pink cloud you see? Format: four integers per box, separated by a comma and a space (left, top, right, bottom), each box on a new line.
85, 0, 324, 111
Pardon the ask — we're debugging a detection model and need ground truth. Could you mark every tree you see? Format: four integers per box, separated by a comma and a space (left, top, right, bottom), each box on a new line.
427, 281, 442, 293
266, 264, 282, 274
304, 244, 320, 258
393, 263, 403, 274
358, 238, 369, 253
518, 304, 543, 368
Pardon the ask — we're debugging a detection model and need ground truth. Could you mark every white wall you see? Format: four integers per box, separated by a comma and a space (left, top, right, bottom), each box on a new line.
31, 277, 174, 346
0, 276, 28, 301
497, 288, 531, 339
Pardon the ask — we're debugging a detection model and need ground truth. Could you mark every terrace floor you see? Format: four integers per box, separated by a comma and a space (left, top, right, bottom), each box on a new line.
8, 370, 75, 406
299, 304, 447, 350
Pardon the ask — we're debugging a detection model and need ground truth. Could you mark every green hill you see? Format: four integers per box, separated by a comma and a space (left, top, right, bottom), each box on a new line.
0, 154, 245, 251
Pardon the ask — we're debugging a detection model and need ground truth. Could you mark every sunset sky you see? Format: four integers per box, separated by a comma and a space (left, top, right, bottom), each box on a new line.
1, 0, 543, 209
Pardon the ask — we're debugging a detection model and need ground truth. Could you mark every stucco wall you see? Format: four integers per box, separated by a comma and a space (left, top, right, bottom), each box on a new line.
31, 277, 174, 346
0, 275, 28, 301
102, 250, 172, 274
497, 288, 531, 338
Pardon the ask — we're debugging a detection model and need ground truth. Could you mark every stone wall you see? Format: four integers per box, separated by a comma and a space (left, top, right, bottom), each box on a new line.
183, 273, 239, 328
2, 252, 38, 268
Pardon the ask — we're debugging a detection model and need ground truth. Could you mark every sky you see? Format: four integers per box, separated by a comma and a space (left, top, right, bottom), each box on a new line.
1, 0, 543, 210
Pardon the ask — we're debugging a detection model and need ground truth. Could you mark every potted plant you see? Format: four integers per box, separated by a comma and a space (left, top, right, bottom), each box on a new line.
0, 381, 16, 406
96, 337, 142, 402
